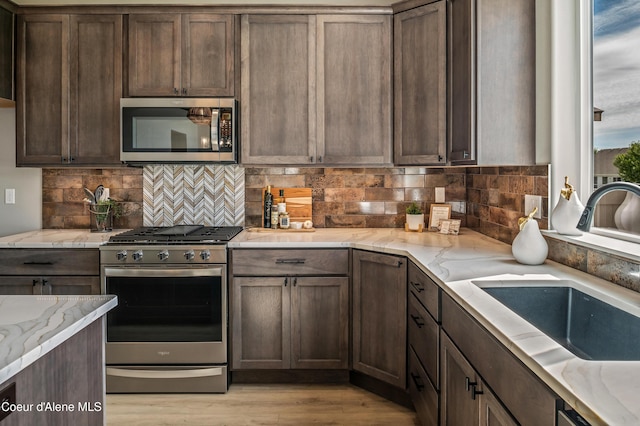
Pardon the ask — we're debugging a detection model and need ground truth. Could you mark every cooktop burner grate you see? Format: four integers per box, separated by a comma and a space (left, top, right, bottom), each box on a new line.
107, 225, 243, 244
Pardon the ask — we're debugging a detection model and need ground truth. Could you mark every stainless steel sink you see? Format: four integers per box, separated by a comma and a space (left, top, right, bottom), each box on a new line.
474, 281, 640, 361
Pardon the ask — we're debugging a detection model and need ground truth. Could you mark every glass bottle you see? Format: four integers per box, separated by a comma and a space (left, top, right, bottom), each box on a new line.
277, 189, 287, 213
271, 205, 279, 229
264, 185, 273, 228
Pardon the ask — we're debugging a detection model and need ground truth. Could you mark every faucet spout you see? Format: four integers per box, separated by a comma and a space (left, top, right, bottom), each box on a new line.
576, 182, 640, 232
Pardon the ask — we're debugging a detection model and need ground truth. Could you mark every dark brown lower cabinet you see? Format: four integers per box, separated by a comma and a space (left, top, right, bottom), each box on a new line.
441, 293, 558, 425
231, 276, 348, 370
352, 249, 407, 388
0, 248, 101, 295
440, 332, 516, 426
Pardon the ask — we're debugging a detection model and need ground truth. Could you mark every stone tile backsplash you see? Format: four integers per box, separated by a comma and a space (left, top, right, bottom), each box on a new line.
244, 165, 549, 244
42, 168, 143, 229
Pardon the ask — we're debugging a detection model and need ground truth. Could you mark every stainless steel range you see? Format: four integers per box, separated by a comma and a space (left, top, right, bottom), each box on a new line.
99, 225, 242, 393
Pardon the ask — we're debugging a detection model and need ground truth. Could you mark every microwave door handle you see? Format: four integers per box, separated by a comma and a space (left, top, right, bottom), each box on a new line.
211, 109, 220, 152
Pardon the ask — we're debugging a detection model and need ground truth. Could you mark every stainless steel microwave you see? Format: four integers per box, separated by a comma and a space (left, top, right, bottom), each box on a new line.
120, 98, 236, 163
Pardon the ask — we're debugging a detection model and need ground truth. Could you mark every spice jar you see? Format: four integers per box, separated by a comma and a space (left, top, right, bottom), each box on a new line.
279, 211, 290, 229
271, 205, 279, 229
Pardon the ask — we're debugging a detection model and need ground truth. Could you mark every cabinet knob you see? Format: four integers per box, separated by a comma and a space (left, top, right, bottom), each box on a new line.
284, 277, 288, 287
182, 88, 187, 95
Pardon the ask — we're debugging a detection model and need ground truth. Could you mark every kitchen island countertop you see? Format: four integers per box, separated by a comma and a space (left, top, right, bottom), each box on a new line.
0, 294, 117, 385
230, 227, 640, 426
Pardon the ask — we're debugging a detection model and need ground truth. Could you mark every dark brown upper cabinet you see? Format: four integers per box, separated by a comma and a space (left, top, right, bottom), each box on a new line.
394, 1, 447, 165
16, 14, 123, 166
240, 14, 392, 166
0, 5, 14, 105
448, 0, 536, 165
127, 13, 234, 97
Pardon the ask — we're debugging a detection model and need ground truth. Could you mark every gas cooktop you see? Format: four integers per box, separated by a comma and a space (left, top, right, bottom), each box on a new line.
107, 225, 243, 244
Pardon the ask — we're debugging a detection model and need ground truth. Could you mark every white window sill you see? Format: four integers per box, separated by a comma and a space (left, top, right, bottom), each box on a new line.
542, 229, 640, 264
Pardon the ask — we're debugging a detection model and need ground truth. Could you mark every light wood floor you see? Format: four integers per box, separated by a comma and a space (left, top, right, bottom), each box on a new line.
106, 384, 419, 425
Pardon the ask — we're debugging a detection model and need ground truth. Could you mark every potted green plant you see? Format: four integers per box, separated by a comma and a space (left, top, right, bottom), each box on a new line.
89, 198, 122, 232
613, 141, 640, 232
405, 202, 424, 232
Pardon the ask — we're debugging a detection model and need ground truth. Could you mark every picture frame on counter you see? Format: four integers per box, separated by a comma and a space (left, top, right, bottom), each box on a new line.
428, 204, 451, 229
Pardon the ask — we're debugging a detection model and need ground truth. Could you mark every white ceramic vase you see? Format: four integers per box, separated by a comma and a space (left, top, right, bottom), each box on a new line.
552, 193, 584, 235
406, 214, 425, 231
614, 192, 640, 233
512, 219, 548, 265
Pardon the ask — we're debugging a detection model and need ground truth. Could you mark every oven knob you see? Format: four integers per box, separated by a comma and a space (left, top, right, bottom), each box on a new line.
184, 250, 195, 261
158, 250, 170, 261
116, 250, 128, 261
132, 250, 144, 261
200, 250, 211, 260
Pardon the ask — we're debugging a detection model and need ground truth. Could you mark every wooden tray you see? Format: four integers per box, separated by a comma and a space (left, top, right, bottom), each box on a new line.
262, 187, 313, 223
247, 227, 315, 233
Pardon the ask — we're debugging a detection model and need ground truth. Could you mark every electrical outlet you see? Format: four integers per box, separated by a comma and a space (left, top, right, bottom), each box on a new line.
524, 194, 542, 219
435, 187, 445, 203
5, 189, 15, 205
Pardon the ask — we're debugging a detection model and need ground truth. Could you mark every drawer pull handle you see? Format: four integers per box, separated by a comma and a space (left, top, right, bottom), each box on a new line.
284, 277, 288, 287
410, 281, 424, 292
23, 261, 54, 265
410, 372, 424, 391
410, 314, 425, 327
275, 259, 306, 264
293, 277, 297, 287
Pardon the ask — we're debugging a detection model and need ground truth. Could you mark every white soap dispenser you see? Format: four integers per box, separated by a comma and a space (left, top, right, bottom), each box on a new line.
511, 207, 548, 265
551, 176, 584, 236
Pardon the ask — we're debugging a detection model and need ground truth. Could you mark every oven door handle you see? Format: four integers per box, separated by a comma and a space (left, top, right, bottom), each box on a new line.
103, 267, 223, 278
106, 367, 223, 379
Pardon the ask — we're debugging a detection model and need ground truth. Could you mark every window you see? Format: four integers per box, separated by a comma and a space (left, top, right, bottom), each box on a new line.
591, 0, 640, 236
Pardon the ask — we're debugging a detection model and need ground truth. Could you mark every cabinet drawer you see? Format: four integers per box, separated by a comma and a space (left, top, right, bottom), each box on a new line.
408, 292, 439, 390
442, 293, 557, 425
0, 249, 99, 276
408, 261, 440, 321
0, 276, 100, 295
408, 345, 438, 426
231, 249, 348, 276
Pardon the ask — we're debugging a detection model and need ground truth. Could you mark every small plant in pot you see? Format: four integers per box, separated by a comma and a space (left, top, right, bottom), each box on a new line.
405, 202, 425, 232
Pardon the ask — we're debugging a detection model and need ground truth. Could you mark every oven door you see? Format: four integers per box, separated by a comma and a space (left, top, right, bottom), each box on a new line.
103, 266, 226, 365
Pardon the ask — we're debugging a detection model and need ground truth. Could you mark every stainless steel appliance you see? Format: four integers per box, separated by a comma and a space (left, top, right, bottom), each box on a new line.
100, 225, 242, 393
120, 98, 236, 163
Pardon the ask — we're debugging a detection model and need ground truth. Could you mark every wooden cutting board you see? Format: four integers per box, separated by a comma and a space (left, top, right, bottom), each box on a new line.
262, 187, 312, 223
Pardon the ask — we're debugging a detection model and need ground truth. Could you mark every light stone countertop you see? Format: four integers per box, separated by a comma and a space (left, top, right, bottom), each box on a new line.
231, 227, 640, 425
0, 294, 118, 385
0, 229, 127, 248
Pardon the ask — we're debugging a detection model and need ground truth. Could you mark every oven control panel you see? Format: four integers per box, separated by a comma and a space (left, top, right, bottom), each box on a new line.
100, 246, 227, 264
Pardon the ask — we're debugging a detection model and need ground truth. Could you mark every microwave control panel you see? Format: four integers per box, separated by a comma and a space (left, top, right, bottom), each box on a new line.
219, 109, 233, 150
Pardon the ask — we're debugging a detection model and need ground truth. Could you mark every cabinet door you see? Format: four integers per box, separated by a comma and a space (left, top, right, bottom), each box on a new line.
291, 276, 348, 369
69, 14, 122, 165
394, 2, 447, 165
182, 14, 234, 96
480, 384, 518, 426
0, 276, 38, 295
231, 276, 290, 369
440, 332, 480, 425
128, 14, 181, 96
240, 14, 316, 165
0, 6, 13, 103
16, 14, 69, 165
352, 250, 407, 388
43, 276, 100, 295
475, 0, 535, 165
448, 0, 475, 164
316, 15, 392, 165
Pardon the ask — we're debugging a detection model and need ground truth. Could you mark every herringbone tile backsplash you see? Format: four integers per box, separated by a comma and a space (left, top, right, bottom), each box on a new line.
142, 165, 245, 227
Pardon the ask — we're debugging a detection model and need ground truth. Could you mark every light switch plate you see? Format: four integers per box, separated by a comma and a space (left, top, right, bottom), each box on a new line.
5, 189, 15, 204
524, 194, 542, 219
